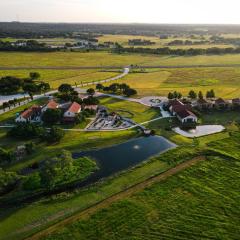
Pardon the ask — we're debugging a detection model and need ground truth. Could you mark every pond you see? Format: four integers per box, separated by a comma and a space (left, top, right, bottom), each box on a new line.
73, 135, 177, 188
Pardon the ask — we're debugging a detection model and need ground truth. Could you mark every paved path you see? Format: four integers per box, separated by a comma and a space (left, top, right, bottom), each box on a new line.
26, 156, 205, 240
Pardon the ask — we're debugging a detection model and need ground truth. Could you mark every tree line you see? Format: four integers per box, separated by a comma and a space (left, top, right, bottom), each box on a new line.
168, 89, 215, 99
0, 72, 50, 96
0, 40, 56, 52
96, 83, 137, 97
113, 45, 240, 56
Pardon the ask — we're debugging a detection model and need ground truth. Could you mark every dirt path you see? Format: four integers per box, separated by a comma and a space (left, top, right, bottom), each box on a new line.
2, 64, 240, 70
26, 156, 205, 240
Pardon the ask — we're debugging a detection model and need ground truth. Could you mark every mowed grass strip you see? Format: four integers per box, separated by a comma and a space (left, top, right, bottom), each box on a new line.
42, 154, 240, 240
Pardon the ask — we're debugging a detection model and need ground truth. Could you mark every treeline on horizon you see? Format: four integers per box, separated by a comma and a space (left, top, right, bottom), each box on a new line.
2, 22, 240, 38
113, 45, 240, 56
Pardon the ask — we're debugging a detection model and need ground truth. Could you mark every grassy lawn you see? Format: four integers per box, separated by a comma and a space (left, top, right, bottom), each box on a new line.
117, 68, 240, 98
0, 147, 201, 240
3, 52, 240, 68
99, 97, 160, 123
41, 133, 240, 240
0, 69, 119, 89
0, 111, 238, 240
44, 154, 240, 240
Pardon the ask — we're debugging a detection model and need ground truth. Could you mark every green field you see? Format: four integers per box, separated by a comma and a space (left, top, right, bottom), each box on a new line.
0, 147, 201, 240
1, 51, 240, 97
3, 52, 240, 67
41, 134, 240, 240
0, 103, 239, 240
0, 69, 119, 89
99, 97, 159, 122
117, 68, 240, 98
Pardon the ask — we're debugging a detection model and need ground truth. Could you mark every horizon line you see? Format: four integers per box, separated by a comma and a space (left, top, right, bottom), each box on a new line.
2, 21, 240, 26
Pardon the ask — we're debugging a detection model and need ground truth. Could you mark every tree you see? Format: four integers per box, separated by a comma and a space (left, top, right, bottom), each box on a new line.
210, 89, 215, 98
22, 83, 39, 94
42, 109, 62, 125
206, 89, 215, 98
123, 88, 137, 97
188, 90, 197, 99
39, 82, 50, 93
96, 83, 104, 91
168, 92, 174, 99
0, 147, 14, 163
0, 76, 23, 94
0, 168, 19, 194
23, 172, 41, 190
29, 72, 40, 80
25, 142, 36, 154
109, 83, 120, 93
58, 84, 73, 93
83, 96, 99, 105
75, 112, 85, 124
173, 91, 178, 99
40, 160, 57, 189
198, 91, 204, 99
45, 126, 64, 143
177, 92, 182, 99
86, 88, 95, 96
119, 83, 129, 92
39, 150, 74, 189
8, 123, 45, 140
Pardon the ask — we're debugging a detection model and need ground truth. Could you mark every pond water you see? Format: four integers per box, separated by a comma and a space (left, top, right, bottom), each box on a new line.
73, 135, 177, 187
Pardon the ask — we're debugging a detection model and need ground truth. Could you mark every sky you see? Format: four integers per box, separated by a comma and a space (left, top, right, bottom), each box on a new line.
1, 0, 240, 24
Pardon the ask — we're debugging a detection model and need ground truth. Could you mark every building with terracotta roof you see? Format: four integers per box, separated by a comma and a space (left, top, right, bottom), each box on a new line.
167, 99, 198, 124
63, 102, 81, 122
176, 109, 198, 124
196, 98, 213, 110
41, 100, 59, 113
15, 105, 42, 123
214, 98, 229, 109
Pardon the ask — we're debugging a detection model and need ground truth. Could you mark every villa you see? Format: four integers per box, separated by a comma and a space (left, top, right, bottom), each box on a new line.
168, 99, 198, 124
15, 105, 42, 123
41, 100, 59, 112
176, 109, 198, 124
63, 102, 81, 122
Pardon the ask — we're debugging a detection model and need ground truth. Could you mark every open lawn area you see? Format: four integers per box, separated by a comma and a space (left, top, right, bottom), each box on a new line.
99, 97, 160, 123
117, 67, 240, 98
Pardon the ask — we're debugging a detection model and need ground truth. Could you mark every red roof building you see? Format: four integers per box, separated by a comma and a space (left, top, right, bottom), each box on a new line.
63, 102, 81, 122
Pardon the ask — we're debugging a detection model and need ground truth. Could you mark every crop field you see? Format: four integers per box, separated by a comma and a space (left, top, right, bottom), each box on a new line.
0, 146, 201, 240
3, 52, 240, 68
42, 136, 240, 240
97, 34, 234, 49
118, 67, 240, 98
0, 69, 119, 89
